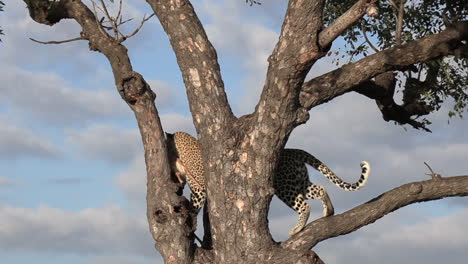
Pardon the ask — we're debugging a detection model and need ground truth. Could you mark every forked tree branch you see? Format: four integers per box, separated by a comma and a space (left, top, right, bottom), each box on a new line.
282, 175, 468, 252
91, 0, 153, 43
118, 13, 154, 43
146, 0, 235, 138
300, 21, 468, 109
252, 0, 325, 133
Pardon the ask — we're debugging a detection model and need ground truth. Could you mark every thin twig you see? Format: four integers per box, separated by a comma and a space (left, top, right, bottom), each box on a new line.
29, 37, 84, 45
91, 1, 108, 36
116, 0, 123, 24
99, 0, 119, 38
117, 17, 134, 27
361, 21, 379, 52
99, 0, 112, 21
388, 0, 398, 9
90, 0, 106, 14
118, 13, 155, 43
424, 162, 442, 179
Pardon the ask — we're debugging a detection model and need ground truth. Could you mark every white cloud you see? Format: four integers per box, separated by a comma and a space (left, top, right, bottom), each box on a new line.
160, 113, 196, 134
269, 203, 468, 264
111, 111, 195, 207
314, 208, 468, 264
0, 122, 61, 159
114, 156, 192, 211
0, 176, 22, 188
1, 1, 92, 70
67, 124, 142, 164
0, 66, 129, 125
148, 80, 185, 111
283, 92, 468, 210
200, 0, 278, 114
115, 155, 146, 209
66, 112, 195, 164
1, 1, 151, 72
378, 210, 468, 247
0, 204, 156, 257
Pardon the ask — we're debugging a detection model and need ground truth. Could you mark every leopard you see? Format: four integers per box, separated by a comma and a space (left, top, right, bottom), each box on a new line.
166, 131, 206, 212
274, 148, 370, 236
165, 132, 371, 237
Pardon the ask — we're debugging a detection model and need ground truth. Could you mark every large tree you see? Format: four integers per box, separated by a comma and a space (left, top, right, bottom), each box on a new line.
22, 0, 468, 263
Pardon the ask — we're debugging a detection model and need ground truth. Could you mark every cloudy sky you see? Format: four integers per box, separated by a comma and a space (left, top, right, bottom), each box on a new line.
1, 1, 467, 263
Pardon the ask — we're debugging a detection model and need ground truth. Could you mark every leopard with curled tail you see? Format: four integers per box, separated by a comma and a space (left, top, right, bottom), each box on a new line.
273, 149, 370, 236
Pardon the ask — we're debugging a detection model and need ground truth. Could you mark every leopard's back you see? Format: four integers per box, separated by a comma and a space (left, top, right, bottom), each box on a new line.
173, 131, 205, 188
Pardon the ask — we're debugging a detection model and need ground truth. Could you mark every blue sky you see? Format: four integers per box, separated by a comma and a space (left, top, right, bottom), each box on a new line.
1, 1, 468, 263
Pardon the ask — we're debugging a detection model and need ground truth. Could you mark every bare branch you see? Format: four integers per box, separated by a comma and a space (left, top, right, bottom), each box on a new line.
94, 0, 119, 38
424, 162, 442, 180
361, 21, 379, 52
117, 17, 134, 26
99, 0, 112, 22
29, 36, 84, 44
90, 0, 105, 14
91, 1, 109, 37
319, 0, 376, 48
283, 175, 468, 252
118, 13, 154, 43
116, 0, 123, 24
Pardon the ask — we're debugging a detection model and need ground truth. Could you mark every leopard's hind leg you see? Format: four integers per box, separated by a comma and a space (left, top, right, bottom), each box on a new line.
304, 182, 335, 217
276, 189, 311, 236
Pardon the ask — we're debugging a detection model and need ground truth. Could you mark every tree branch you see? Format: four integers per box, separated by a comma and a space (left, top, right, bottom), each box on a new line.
145, 0, 235, 138
394, 0, 406, 45
300, 21, 468, 109
118, 13, 154, 43
282, 175, 468, 252
353, 72, 433, 132
22, 1, 197, 262
29, 36, 84, 44
252, 0, 325, 136
361, 20, 379, 52
319, 0, 377, 49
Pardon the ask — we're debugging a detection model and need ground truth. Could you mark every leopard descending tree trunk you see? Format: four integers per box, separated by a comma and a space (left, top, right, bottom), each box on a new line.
166, 132, 206, 212
167, 130, 286, 262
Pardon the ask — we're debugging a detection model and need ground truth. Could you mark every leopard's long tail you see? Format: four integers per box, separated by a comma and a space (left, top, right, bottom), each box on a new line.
289, 149, 370, 191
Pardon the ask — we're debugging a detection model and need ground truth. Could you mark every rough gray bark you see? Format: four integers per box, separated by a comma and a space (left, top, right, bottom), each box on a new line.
300, 21, 468, 109
22, 0, 468, 263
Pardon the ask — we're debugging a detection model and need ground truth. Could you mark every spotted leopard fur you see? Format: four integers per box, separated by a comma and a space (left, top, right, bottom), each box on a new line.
166, 132, 206, 211
274, 149, 370, 235
165, 132, 371, 236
